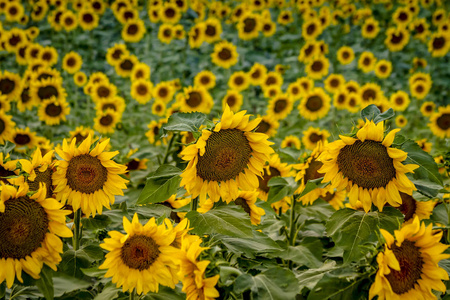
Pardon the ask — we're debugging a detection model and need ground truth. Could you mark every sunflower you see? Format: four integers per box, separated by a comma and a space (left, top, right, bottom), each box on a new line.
302, 18, 323, 40
53, 135, 128, 217
188, 23, 206, 49
257, 154, 293, 201
194, 70, 216, 90
131, 79, 153, 104
211, 40, 238, 69
410, 81, 431, 100
15, 42, 30, 66
337, 46, 354, 65
179, 86, 213, 114
40, 47, 58, 66
0, 71, 22, 102
390, 91, 410, 112
261, 20, 276, 37
237, 12, 261, 40
369, 217, 449, 300
68, 126, 95, 145
277, 10, 293, 25
420, 101, 435, 117
412, 57, 427, 70
30, 77, 66, 103
4, 2, 24, 23
254, 115, 279, 138
115, 7, 139, 24
11, 127, 37, 152
301, 127, 327, 150
73, 71, 87, 87
260, 71, 283, 92
361, 17, 380, 39
115, 55, 139, 78
392, 7, 412, 28
358, 51, 377, 73
428, 32, 450, 57
203, 18, 222, 43
305, 55, 329, 80
267, 93, 294, 121
61, 10, 78, 32
374, 60, 392, 79
324, 74, 345, 94
429, 105, 450, 138
174, 24, 185, 39
106, 44, 129, 67
297, 77, 314, 94
94, 109, 121, 134
180, 106, 274, 204
0, 153, 18, 185
96, 96, 126, 115
62, 52, 82, 74
158, 23, 175, 44
92, 82, 117, 103
287, 82, 302, 101
122, 19, 146, 43
145, 120, 166, 145
30, 1, 48, 21
228, 71, 250, 92
0, 111, 15, 144
100, 214, 181, 294
409, 18, 429, 41
318, 120, 418, 212
78, 8, 99, 31
18, 148, 54, 198
179, 235, 220, 300
151, 100, 165, 117
153, 82, 174, 103
16, 85, 36, 112
432, 8, 446, 26
395, 115, 407, 128
298, 87, 331, 121
0, 95, 11, 112
131, 62, 151, 81
38, 98, 71, 126
359, 83, 383, 106
160, 2, 181, 24
0, 184, 72, 289
222, 89, 243, 112
233, 190, 266, 225
385, 27, 410, 52
281, 135, 301, 150
333, 89, 348, 110
415, 138, 432, 153
3, 29, 27, 53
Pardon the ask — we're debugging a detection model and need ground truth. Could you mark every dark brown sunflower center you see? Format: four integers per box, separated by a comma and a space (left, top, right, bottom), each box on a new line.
0, 79, 15, 94
305, 95, 323, 112
218, 48, 232, 60
20, 88, 30, 104
396, 192, 417, 222
306, 24, 316, 35
330, 79, 339, 87
304, 158, 323, 182
321, 192, 335, 203
112, 49, 122, 59
234, 197, 251, 215
0, 196, 49, 259
102, 103, 116, 111
206, 25, 216, 36
379, 65, 387, 72
244, 18, 256, 32
436, 113, 450, 130
386, 240, 423, 295
82, 13, 94, 23
265, 76, 276, 85
100, 115, 113, 126
126, 159, 140, 171
14, 134, 31, 146
0, 166, 15, 184
64, 17, 74, 26
120, 59, 133, 71
38, 86, 58, 101
186, 92, 202, 108
362, 89, 376, 101
97, 86, 111, 98
342, 51, 350, 59
45, 103, 62, 117
309, 133, 322, 143
337, 94, 346, 104
200, 76, 210, 85
66, 154, 108, 194
227, 95, 236, 107
274, 99, 288, 113
255, 120, 270, 134
390, 32, 404, 44
158, 87, 168, 98
251, 69, 261, 79
67, 57, 76, 67
395, 97, 404, 105
432, 37, 445, 50
165, 8, 175, 18
234, 76, 244, 85
263, 23, 272, 31
363, 57, 371, 66
311, 61, 323, 72
0, 118, 4, 134
137, 84, 148, 96
127, 24, 138, 35
398, 12, 408, 21
258, 167, 281, 193
415, 84, 424, 93
121, 235, 160, 271
197, 129, 252, 182
366, 24, 374, 32
337, 140, 396, 189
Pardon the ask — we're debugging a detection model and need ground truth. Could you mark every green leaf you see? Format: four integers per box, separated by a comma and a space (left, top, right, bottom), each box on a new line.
142, 286, 185, 300
35, 266, 54, 300
0, 282, 5, 298
431, 203, 449, 226
0, 141, 15, 155
295, 199, 335, 221
137, 165, 182, 205
360, 104, 380, 122
274, 245, 322, 268
218, 231, 283, 258
80, 266, 107, 278
81, 214, 111, 230
81, 244, 104, 260
162, 112, 206, 132
297, 261, 338, 291
298, 177, 329, 198
220, 266, 243, 286
94, 283, 120, 300
53, 273, 91, 297
267, 177, 299, 204
233, 267, 299, 300
60, 249, 92, 277
186, 206, 253, 238
374, 108, 394, 124
326, 208, 403, 263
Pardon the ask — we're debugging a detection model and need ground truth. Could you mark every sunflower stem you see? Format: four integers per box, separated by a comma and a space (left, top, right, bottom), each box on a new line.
129, 289, 137, 300
162, 133, 176, 165
288, 197, 298, 269
190, 197, 198, 212
73, 209, 81, 251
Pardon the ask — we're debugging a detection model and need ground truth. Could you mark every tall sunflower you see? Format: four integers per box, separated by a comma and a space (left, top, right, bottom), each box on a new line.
0, 184, 72, 288
94, 109, 121, 134
52, 135, 128, 216
211, 40, 238, 69
429, 105, 450, 138
38, 98, 71, 126
180, 106, 274, 204
369, 217, 449, 300
179, 86, 213, 114
318, 120, 418, 212
18, 148, 54, 198
298, 87, 331, 121
267, 93, 294, 120
100, 214, 181, 294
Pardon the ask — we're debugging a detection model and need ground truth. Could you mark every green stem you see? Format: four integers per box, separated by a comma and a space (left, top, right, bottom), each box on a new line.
288, 197, 298, 269
190, 196, 199, 212
73, 209, 81, 251
129, 289, 137, 300
162, 133, 177, 164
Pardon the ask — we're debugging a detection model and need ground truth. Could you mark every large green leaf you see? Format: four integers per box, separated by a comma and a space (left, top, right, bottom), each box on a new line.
52, 273, 91, 297
80, 266, 107, 278
360, 104, 394, 124
325, 208, 403, 263
186, 206, 253, 238
142, 286, 185, 300
81, 214, 111, 230
295, 199, 335, 222
94, 283, 120, 300
234, 268, 299, 300
218, 231, 283, 258
162, 112, 206, 132
273, 245, 322, 268
35, 266, 54, 300
137, 165, 182, 205
267, 176, 299, 204
297, 261, 338, 291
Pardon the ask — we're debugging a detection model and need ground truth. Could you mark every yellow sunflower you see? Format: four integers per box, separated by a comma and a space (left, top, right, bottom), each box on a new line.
395, 115, 408, 128
358, 51, 377, 73
318, 120, 419, 213
92, 82, 117, 103
361, 17, 380, 39
122, 19, 146, 43
159, 2, 181, 24
257, 154, 294, 201
68, 126, 95, 145
73, 71, 87, 87
374, 60, 392, 79
385, 27, 410, 52
0, 95, 11, 112
389, 91, 410, 112
115, 55, 139, 78
0, 184, 72, 289
188, 23, 206, 49
261, 20, 276, 37
237, 12, 261, 40
94, 109, 121, 134
18, 148, 54, 197
302, 18, 323, 40
38, 98, 71, 126
267, 93, 294, 120
30, 77, 66, 103
298, 87, 331, 121
305, 55, 329, 80
222, 89, 243, 112
131, 79, 153, 104
420, 101, 435, 117
211, 40, 238, 69
337, 46, 354, 65
428, 32, 450, 57
158, 23, 175, 44
52, 135, 128, 217
369, 217, 449, 300
194, 70, 216, 90
131, 62, 151, 81
203, 18, 222, 43
302, 127, 329, 150
78, 8, 99, 31
106, 44, 129, 67
153, 82, 174, 103
324, 73, 346, 94
179, 86, 213, 114
261, 71, 283, 91
233, 190, 266, 225
0, 112, 15, 144
61, 10, 78, 32
228, 71, 250, 92
429, 105, 450, 138
180, 106, 274, 204
100, 214, 181, 294
0, 71, 22, 102
254, 115, 279, 138
151, 100, 166, 117
62, 52, 83, 74
11, 127, 37, 152
281, 135, 301, 150
333, 89, 348, 110
298, 41, 320, 63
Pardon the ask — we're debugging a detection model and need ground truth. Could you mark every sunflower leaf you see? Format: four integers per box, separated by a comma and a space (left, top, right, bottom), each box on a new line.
267, 176, 299, 204
137, 165, 182, 205
162, 112, 207, 132
35, 266, 54, 300
186, 206, 253, 238
360, 104, 381, 122
0, 140, 15, 155
373, 108, 394, 124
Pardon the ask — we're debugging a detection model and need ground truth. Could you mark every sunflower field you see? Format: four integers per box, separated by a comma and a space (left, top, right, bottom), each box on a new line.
1, 0, 450, 299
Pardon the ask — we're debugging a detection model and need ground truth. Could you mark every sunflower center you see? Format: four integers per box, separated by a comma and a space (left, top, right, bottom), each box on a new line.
45, 103, 62, 117
244, 18, 256, 32
0, 119, 4, 134
200, 76, 210, 85
337, 140, 396, 189
0, 79, 15, 94
186, 92, 202, 108
28, 168, 53, 197
251, 69, 261, 79
263, 23, 272, 31
0, 166, 15, 184
390, 32, 404, 44
38, 86, 58, 101
304, 158, 323, 182
82, 13, 94, 23
14, 133, 31, 146
158, 87, 168, 97
196, 129, 252, 182
311, 61, 323, 72
218, 48, 232, 60
432, 37, 445, 50
362, 89, 376, 101
258, 167, 281, 193
330, 79, 339, 87
97, 86, 110, 98
227, 95, 236, 107
395, 97, 404, 105
234, 197, 251, 215
255, 121, 270, 133
127, 24, 138, 35
0, 196, 49, 259
321, 191, 335, 203
126, 159, 140, 171
121, 235, 160, 271
366, 24, 374, 32
66, 154, 108, 194
100, 115, 113, 126
112, 49, 122, 59
305, 95, 323, 112
342, 51, 350, 59
306, 24, 316, 35
436, 113, 450, 130
379, 65, 387, 72
206, 25, 216, 36
274, 99, 288, 113
20, 88, 30, 104
137, 84, 148, 96
234, 76, 244, 85
67, 57, 76, 67
415, 84, 424, 93
415, 24, 424, 33
396, 192, 417, 221
386, 240, 423, 295
120, 59, 133, 71
398, 12, 408, 21
102, 103, 116, 111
